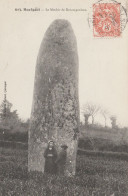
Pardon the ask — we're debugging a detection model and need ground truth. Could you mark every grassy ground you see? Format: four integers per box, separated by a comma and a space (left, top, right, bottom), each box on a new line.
0, 147, 128, 196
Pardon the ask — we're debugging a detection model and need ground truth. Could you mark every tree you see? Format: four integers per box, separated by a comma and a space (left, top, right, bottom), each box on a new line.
83, 113, 91, 127
0, 100, 12, 120
0, 100, 20, 130
19, 118, 30, 132
110, 116, 117, 129
82, 103, 100, 125
100, 109, 109, 127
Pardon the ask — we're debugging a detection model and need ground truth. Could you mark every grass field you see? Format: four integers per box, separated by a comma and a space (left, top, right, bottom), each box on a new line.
0, 147, 128, 196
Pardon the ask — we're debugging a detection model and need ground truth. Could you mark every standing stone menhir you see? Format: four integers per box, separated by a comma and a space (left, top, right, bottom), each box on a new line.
28, 19, 80, 176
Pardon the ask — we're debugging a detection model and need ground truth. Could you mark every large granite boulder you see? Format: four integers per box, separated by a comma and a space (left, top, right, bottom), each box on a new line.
28, 19, 79, 175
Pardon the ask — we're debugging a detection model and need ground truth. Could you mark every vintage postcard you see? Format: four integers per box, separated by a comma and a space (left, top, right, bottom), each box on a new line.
0, 0, 128, 195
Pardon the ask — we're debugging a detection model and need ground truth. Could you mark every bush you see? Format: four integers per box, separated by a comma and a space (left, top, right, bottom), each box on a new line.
0, 130, 28, 143
78, 138, 128, 153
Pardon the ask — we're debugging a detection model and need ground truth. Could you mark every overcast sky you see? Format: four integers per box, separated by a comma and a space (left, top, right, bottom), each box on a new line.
0, 0, 128, 127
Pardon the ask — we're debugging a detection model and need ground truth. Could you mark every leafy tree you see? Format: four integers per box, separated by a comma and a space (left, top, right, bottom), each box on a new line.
0, 100, 20, 130
110, 116, 117, 129
83, 114, 91, 127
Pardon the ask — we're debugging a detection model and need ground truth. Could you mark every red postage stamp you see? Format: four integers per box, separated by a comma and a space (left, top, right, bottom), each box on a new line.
93, 3, 121, 37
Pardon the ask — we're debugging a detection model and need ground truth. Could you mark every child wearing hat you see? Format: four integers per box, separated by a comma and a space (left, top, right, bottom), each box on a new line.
56, 144, 68, 175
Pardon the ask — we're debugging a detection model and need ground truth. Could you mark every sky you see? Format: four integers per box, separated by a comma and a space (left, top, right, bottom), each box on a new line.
0, 0, 128, 127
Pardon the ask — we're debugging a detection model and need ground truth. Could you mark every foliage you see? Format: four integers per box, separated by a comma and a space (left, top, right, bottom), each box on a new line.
110, 116, 118, 129
0, 148, 128, 196
0, 100, 29, 133
78, 137, 128, 153
0, 130, 28, 141
0, 100, 20, 131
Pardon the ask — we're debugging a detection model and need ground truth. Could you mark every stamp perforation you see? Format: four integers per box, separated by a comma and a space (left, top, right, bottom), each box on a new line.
93, 2, 121, 37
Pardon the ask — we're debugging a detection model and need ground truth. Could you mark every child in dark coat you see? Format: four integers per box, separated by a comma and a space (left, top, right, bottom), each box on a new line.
56, 144, 68, 175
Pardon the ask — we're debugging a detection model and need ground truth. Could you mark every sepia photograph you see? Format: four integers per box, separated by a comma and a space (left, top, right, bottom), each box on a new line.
0, 0, 128, 195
